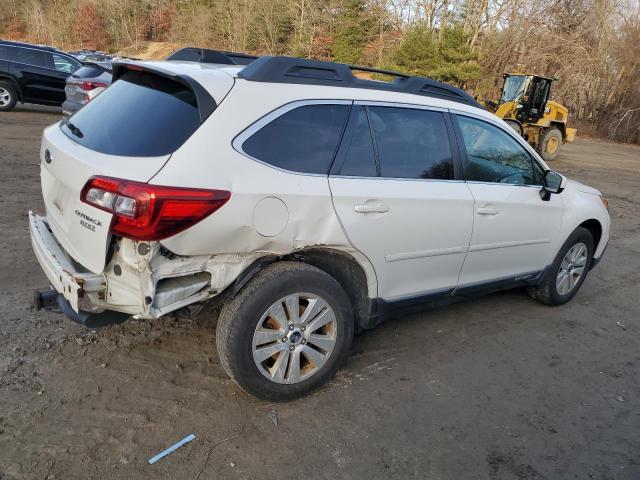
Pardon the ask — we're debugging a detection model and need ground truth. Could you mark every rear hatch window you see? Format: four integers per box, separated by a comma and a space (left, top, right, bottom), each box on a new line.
72, 64, 111, 78
62, 70, 200, 157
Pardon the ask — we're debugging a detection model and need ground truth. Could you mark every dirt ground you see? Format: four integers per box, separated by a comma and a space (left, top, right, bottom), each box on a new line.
1, 104, 638, 480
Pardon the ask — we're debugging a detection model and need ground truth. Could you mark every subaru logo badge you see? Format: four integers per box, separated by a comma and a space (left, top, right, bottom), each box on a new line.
44, 149, 52, 164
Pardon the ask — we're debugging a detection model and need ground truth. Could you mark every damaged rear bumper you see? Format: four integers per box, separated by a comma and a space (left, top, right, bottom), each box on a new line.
29, 211, 265, 323
29, 211, 106, 313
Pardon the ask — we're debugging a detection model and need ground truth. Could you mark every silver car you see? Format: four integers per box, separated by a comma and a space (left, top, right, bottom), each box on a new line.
61, 61, 112, 116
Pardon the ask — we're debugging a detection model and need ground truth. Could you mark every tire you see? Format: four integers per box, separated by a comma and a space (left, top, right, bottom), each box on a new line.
0, 81, 18, 112
505, 119, 523, 137
537, 127, 563, 161
528, 227, 594, 306
216, 261, 354, 401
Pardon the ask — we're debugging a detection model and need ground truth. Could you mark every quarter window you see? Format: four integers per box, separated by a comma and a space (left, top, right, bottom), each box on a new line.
242, 104, 350, 174
456, 115, 544, 185
368, 106, 453, 180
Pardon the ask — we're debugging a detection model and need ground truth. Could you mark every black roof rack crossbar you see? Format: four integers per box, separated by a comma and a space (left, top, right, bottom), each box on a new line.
238, 56, 482, 108
166, 47, 258, 66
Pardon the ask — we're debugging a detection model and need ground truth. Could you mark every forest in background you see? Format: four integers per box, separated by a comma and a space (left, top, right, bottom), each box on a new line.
1, 0, 639, 143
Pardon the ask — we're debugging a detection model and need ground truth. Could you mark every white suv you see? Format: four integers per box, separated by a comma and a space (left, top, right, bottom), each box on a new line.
29, 54, 610, 400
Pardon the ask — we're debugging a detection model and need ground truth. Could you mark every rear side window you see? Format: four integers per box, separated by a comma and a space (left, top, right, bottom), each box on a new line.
242, 104, 349, 174
61, 71, 200, 157
368, 106, 453, 180
10, 47, 53, 68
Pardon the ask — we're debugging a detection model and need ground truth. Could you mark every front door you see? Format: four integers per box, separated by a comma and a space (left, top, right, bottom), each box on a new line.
453, 114, 563, 286
329, 104, 474, 301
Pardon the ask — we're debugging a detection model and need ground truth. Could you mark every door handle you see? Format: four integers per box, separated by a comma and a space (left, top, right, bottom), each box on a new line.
354, 203, 389, 214
476, 206, 499, 215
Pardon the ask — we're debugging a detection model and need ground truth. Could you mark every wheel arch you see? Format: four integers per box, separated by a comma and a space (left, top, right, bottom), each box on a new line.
548, 121, 566, 140
228, 248, 379, 331
578, 218, 602, 252
0, 75, 22, 101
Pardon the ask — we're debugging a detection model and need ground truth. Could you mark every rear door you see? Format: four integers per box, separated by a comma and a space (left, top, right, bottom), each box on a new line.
40, 68, 227, 273
329, 104, 474, 301
6, 47, 63, 103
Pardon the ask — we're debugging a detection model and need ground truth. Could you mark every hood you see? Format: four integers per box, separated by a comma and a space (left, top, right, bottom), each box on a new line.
567, 179, 602, 196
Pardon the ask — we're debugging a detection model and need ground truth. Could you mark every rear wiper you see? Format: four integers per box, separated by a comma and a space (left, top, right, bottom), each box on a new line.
61, 117, 84, 138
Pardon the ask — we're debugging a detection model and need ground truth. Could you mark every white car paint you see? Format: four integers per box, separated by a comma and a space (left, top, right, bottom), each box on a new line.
29, 60, 610, 319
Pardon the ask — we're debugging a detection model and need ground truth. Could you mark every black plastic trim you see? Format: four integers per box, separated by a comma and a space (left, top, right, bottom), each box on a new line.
238, 56, 483, 108
376, 270, 545, 323
56, 295, 129, 328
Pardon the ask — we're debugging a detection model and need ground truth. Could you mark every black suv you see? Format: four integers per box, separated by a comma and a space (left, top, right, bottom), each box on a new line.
0, 40, 81, 111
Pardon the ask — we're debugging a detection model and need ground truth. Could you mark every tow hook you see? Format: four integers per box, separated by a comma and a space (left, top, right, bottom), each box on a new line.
32, 287, 129, 328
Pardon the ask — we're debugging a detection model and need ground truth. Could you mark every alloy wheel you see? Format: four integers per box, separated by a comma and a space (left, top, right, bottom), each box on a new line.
556, 242, 588, 295
252, 293, 337, 384
0, 87, 11, 107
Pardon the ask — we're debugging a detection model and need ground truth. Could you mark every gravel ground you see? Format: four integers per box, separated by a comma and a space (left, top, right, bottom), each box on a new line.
1, 104, 639, 480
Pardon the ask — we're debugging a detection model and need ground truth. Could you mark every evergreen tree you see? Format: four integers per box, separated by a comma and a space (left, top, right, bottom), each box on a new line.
331, 0, 372, 64
392, 24, 482, 86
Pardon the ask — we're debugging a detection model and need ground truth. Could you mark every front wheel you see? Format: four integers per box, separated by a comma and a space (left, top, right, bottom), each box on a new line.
538, 127, 563, 161
216, 262, 354, 401
0, 82, 18, 112
528, 227, 594, 306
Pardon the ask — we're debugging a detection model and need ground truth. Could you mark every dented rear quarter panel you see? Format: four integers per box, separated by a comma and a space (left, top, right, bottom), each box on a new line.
151, 80, 379, 296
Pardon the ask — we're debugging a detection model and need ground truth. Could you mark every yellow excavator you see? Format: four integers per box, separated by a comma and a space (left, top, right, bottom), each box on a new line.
485, 73, 577, 161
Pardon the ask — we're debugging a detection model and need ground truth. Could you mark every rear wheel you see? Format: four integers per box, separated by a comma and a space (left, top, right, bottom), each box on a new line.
528, 227, 594, 306
538, 127, 563, 161
0, 82, 18, 112
216, 262, 354, 401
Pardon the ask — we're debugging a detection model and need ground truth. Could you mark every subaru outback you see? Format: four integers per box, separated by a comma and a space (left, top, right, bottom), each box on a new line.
29, 54, 610, 400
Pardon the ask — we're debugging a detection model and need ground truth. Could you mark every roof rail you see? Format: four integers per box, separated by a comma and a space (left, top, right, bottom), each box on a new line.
237, 56, 482, 108
166, 47, 258, 66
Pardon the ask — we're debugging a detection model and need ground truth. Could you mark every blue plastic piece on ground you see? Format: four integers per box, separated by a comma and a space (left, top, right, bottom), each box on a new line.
148, 433, 196, 464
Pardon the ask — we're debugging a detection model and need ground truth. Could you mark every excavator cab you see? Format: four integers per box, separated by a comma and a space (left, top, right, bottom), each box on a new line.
500, 74, 552, 124
492, 73, 576, 161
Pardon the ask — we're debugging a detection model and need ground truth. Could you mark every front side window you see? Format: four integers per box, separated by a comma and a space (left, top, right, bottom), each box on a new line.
369, 106, 453, 180
53, 53, 78, 73
242, 104, 350, 174
456, 115, 544, 185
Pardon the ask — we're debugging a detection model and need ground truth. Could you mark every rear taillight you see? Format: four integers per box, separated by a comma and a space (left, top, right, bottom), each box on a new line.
80, 176, 230, 241
78, 81, 108, 91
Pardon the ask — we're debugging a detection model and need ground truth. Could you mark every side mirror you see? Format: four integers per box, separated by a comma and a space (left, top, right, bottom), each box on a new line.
540, 170, 564, 200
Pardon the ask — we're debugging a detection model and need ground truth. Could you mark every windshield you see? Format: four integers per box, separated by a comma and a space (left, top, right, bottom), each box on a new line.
500, 75, 530, 103
61, 70, 200, 157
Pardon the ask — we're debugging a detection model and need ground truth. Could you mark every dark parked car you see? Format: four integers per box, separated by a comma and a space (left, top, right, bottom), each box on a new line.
62, 61, 112, 116
67, 49, 113, 62
0, 40, 81, 111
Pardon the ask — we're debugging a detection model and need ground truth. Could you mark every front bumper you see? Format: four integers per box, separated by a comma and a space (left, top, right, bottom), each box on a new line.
29, 211, 106, 312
